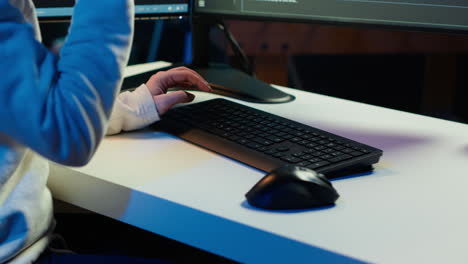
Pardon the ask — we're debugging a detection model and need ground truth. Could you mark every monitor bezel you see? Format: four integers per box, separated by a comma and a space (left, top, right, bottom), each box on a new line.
36, 1, 191, 23
193, 9, 468, 36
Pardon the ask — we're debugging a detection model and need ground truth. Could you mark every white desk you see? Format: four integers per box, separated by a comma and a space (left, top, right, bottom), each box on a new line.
48, 73, 468, 263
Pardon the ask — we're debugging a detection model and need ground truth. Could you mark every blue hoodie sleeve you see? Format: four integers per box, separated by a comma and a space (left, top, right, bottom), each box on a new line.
0, 0, 134, 166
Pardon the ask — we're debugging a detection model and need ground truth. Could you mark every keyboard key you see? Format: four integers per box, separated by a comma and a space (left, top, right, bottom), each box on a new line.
297, 161, 311, 167
276, 132, 287, 137
341, 148, 354, 153
258, 146, 270, 152
275, 146, 290, 152
281, 156, 302, 163
253, 138, 274, 146
307, 161, 330, 169
293, 131, 305, 137
267, 136, 284, 143
350, 151, 364, 157
310, 151, 323, 157
320, 154, 333, 160
221, 132, 232, 138
237, 139, 249, 145
306, 143, 317, 148
328, 154, 352, 163
309, 137, 321, 142
333, 145, 345, 151
246, 143, 262, 149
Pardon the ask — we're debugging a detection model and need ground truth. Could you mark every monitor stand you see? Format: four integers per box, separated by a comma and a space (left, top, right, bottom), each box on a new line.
191, 17, 295, 104
193, 63, 294, 103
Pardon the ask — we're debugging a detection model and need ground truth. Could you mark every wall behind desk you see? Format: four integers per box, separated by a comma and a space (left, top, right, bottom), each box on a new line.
227, 21, 468, 55
225, 20, 468, 124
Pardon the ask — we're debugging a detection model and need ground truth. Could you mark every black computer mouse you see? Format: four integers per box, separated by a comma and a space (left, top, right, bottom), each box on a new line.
245, 165, 340, 210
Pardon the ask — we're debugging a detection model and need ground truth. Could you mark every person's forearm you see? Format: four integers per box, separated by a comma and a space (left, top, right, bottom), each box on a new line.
0, 0, 134, 166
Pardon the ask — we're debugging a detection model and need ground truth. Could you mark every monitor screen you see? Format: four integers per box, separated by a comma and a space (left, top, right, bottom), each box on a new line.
194, 0, 468, 33
34, 0, 189, 20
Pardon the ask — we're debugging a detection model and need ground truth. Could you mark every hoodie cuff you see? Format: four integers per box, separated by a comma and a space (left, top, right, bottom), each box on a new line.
132, 83, 160, 124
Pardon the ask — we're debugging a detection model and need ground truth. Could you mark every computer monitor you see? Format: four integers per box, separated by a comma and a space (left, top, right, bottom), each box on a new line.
34, 0, 189, 21
194, 0, 468, 33
188, 0, 468, 104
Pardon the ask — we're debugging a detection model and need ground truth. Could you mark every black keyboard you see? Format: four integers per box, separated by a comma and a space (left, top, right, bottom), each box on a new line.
152, 99, 383, 179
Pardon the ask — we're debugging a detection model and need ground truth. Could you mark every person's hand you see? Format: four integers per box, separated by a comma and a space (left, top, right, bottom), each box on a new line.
145, 67, 212, 115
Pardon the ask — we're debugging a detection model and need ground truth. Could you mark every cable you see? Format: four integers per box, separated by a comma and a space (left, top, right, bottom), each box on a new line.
216, 20, 254, 76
